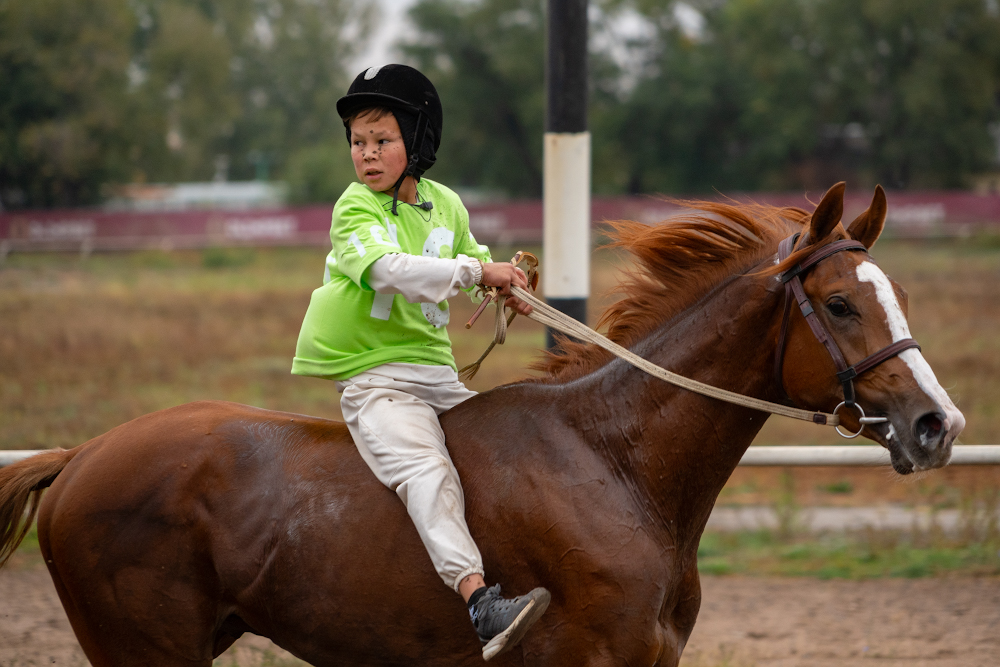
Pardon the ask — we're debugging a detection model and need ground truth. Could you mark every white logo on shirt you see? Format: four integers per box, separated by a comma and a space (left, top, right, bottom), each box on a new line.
362, 226, 458, 328
419, 228, 456, 328
369, 222, 400, 248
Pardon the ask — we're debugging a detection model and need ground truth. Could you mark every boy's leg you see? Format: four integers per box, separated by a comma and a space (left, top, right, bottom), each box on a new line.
340, 376, 484, 591
340, 370, 550, 660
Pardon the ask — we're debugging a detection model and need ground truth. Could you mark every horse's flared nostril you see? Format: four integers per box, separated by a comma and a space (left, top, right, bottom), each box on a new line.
914, 412, 945, 449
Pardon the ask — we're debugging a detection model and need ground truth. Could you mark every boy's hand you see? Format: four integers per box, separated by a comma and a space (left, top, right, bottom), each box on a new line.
480, 262, 533, 315
504, 295, 533, 316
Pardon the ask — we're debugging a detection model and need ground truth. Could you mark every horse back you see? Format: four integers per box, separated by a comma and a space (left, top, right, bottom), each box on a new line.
37, 399, 365, 580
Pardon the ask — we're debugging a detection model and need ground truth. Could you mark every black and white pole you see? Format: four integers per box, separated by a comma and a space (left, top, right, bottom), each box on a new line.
544, 0, 589, 349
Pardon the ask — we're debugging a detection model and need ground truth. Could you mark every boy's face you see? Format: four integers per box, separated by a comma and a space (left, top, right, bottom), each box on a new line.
350, 111, 409, 194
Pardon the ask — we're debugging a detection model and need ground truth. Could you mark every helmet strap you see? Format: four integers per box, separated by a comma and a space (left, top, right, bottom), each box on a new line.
390, 111, 429, 216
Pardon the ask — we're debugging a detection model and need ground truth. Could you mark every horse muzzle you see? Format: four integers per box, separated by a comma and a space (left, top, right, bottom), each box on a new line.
872, 404, 965, 475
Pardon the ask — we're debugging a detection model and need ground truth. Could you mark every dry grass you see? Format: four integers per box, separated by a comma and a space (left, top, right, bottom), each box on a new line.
1, 238, 998, 453
0, 246, 547, 450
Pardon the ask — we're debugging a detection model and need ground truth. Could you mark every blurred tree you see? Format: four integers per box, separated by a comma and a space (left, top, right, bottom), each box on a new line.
220, 0, 369, 182
400, 0, 625, 198
619, 0, 1000, 193
284, 141, 357, 204
0, 0, 368, 208
4, 0, 998, 207
820, 0, 1000, 188
126, 0, 238, 184
0, 0, 134, 207
127, 0, 368, 185
400, 0, 547, 198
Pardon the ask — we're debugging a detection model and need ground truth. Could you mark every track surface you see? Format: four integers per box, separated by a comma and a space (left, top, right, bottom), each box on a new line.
2, 564, 998, 666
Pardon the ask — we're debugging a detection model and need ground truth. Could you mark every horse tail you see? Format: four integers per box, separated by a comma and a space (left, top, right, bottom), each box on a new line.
0, 448, 80, 568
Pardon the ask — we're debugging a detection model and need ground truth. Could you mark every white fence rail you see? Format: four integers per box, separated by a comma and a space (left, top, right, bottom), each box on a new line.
738, 445, 1000, 466
3, 445, 1000, 468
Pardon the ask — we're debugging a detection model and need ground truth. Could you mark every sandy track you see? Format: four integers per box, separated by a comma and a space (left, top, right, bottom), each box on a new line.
686, 576, 1000, 666
2, 565, 998, 666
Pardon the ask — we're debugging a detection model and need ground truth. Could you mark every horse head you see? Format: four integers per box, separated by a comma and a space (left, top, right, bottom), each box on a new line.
777, 182, 965, 474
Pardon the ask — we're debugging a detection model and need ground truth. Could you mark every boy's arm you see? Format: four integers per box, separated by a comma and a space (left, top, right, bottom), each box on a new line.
366, 254, 482, 304
450, 204, 531, 314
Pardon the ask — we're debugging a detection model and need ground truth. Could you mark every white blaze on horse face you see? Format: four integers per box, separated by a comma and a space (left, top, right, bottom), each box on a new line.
855, 261, 965, 440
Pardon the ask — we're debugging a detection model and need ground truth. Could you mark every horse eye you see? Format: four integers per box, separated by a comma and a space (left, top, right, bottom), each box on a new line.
827, 298, 851, 317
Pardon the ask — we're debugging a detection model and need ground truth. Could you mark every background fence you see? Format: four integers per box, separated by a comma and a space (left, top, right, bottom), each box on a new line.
3, 190, 1000, 257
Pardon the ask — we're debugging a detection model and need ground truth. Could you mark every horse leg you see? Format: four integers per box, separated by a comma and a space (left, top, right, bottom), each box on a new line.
655, 565, 702, 667
40, 505, 223, 666
45, 559, 222, 667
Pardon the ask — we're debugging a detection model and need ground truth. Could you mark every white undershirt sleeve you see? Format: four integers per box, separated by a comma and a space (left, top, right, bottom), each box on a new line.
367, 253, 483, 304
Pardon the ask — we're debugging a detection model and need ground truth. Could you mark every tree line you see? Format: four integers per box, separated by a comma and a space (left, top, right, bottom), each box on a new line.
2, 0, 999, 209
0, 0, 366, 208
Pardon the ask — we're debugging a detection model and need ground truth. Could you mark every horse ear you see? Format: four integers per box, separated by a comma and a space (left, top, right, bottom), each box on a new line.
807, 182, 846, 243
846, 184, 887, 249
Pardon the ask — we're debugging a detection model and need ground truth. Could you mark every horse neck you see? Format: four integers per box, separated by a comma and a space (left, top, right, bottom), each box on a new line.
570, 270, 783, 547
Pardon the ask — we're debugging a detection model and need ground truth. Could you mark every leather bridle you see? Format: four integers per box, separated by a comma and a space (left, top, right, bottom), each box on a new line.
774, 233, 921, 436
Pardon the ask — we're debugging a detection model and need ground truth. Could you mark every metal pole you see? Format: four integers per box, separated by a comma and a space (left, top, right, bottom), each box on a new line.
544, 0, 590, 349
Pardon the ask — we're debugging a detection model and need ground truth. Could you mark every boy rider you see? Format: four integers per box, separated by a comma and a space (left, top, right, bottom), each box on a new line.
291, 64, 550, 660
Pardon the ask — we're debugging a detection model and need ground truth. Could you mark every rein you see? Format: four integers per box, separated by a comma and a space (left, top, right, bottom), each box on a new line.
509, 285, 842, 426
467, 236, 921, 436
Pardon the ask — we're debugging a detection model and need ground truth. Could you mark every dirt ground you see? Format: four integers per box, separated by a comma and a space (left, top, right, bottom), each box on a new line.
2, 564, 998, 667
686, 576, 1000, 666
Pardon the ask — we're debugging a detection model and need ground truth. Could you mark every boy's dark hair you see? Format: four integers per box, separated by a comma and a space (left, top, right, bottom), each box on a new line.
345, 106, 395, 129
337, 65, 443, 215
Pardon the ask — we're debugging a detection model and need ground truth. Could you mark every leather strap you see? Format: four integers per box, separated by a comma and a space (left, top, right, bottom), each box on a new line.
852, 339, 921, 376
775, 234, 919, 409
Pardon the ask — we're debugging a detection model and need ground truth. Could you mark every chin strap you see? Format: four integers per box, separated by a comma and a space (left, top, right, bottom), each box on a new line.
390, 112, 430, 216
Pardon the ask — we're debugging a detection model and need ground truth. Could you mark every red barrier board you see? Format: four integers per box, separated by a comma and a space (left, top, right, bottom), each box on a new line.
2, 191, 999, 256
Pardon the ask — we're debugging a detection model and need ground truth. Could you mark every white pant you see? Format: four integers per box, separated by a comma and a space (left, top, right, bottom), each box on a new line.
338, 363, 485, 592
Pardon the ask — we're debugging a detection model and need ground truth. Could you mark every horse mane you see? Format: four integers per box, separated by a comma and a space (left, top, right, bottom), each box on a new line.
530, 199, 813, 383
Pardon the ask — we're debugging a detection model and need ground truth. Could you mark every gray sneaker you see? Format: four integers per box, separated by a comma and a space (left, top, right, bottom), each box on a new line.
469, 584, 551, 661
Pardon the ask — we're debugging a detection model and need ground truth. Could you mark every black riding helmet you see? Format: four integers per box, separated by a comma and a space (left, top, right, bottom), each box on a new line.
337, 64, 443, 215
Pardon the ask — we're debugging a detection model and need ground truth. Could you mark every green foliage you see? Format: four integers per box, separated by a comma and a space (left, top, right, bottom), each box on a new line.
397, 0, 1000, 197
618, 0, 1000, 193
219, 0, 367, 182
0, 0, 135, 207
0, 0, 369, 208
401, 0, 548, 198
284, 141, 358, 204
2, 0, 998, 203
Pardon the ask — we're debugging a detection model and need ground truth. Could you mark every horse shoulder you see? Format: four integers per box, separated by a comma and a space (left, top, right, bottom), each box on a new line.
442, 384, 675, 653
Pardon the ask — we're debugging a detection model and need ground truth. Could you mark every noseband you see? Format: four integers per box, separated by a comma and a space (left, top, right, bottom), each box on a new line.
774, 234, 921, 437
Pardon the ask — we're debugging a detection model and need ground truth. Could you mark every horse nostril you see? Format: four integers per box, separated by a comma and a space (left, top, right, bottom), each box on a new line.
914, 412, 945, 449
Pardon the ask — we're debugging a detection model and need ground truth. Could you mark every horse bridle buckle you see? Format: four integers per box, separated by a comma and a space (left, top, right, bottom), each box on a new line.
833, 401, 888, 439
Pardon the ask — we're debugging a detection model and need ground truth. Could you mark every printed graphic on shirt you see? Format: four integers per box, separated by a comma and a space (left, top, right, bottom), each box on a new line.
419, 227, 456, 327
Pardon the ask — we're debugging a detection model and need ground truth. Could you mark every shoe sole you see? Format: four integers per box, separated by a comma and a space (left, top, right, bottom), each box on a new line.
481, 588, 551, 662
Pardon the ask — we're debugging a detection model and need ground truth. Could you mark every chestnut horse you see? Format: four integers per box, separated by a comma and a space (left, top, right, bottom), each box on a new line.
0, 183, 964, 666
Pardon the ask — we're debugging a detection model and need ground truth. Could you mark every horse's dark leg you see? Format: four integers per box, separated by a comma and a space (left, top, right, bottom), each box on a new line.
47, 566, 220, 666
43, 554, 220, 666
38, 451, 222, 666
655, 565, 702, 667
